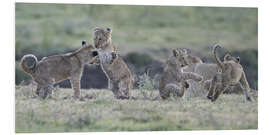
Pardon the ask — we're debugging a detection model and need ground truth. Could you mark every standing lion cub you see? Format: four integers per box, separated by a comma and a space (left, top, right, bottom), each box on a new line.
92, 27, 134, 99
206, 44, 253, 102
20, 42, 105, 99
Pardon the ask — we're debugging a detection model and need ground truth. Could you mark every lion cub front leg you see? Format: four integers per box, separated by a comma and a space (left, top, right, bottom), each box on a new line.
118, 79, 130, 99
111, 82, 122, 99
211, 84, 228, 102
35, 85, 42, 96
108, 79, 113, 90
70, 76, 81, 99
38, 84, 54, 99
181, 72, 203, 82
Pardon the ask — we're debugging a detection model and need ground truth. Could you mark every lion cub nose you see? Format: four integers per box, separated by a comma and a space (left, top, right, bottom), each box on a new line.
92, 51, 98, 56
111, 52, 117, 59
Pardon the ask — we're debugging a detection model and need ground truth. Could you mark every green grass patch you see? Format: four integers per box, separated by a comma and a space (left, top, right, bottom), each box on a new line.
15, 87, 258, 132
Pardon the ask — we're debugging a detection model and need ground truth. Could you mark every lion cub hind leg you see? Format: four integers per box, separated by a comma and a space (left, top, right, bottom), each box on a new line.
211, 84, 228, 102
165, 83, 185, 98
159, 87, 170, 100
239, 73, 253, 101
39, 85, 54, 99
206, 76, 218, 100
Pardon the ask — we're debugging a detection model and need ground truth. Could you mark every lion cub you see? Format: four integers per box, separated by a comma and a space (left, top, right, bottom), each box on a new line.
20, 42, 100, 99
159, 49, 203, 100
177, 48, 203, 65
92, 27, 133, 99
206, 44, 253, 102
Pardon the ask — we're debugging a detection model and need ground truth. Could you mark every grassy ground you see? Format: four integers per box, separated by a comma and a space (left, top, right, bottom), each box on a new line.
15, 86, 258, 133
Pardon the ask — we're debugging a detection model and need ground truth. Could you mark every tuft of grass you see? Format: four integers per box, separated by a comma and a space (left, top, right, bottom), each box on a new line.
15, 87, 257, 133
137, 73, 157, 100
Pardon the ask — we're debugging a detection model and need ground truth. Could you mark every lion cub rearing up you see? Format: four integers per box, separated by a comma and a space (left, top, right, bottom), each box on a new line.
92, 27, 133, 99
20, 42, 100, 99
159, 49, 203, 100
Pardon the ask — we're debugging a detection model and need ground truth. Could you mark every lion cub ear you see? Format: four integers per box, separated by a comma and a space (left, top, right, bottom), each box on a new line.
173, 49, 179, 57
224, 53, 232, 61
106, 27, 112, 33
181, 48, 188, 54
82, 40, 86, 46
105, 27, 112, 37
236, 56, 240, 63
93, 27, 101, 34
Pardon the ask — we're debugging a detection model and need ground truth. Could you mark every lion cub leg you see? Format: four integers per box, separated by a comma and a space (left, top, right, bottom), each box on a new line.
39, 84, 54, 99
203, 80, 211, 91
118, 79, 131, 99
165, 83, 185, 98
70, 76, 81, 99
108, 79, 113, 90
181, 72, 203, 82
207, 76, 218, 99
239, 73, 252, 101
159, 86, 170, 100
111, 82, 123, 99
35, 85, 42, 96
211, 84, 228, 102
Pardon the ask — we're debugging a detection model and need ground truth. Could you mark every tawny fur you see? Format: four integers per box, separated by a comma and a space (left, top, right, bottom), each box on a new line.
93, 27, 116, 52
20, 44, 99, 99
206, 44, 252, 102
177, 48, 203, 65
177, 48, 242, 96
158, 49, 203, 100
92, 27, 133, 99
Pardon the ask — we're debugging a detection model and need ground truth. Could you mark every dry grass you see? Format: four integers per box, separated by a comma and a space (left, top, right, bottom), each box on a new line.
15, 86, 257, 133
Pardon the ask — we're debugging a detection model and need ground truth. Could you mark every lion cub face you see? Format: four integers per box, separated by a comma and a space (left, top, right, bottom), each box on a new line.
80, 42, 99, 64
172, 49, 189, 68
177, 48, 188, 57
93, 27, 112, 49
223, 53, 240, 64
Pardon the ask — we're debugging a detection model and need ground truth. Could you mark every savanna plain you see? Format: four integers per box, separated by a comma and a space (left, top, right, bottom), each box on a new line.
15, 4, 258, 132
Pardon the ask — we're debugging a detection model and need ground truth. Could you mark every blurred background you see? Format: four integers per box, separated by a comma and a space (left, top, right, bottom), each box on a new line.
15, 3, 258, 90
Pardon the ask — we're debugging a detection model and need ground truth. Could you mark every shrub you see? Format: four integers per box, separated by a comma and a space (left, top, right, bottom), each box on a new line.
137, 73, 157, 100
124, 52, 153, 69
15, 62, 31, 85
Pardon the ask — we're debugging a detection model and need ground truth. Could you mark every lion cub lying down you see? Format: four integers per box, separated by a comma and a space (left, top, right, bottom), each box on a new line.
20, 41, 113, 99
159, 49, 203, 100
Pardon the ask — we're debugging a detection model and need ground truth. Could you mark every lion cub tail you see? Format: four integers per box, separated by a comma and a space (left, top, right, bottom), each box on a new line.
212, 44, 225, 70
20, 54, 38, 75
